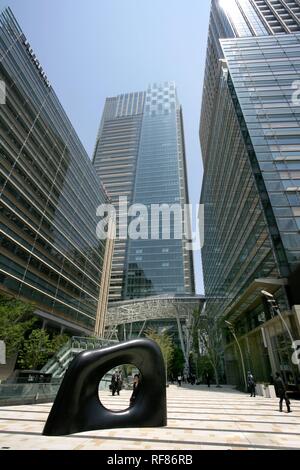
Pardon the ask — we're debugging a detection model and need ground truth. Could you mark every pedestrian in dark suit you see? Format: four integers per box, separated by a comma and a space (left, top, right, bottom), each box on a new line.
247, 371, 256, 397
206, 373, 210, 388
274, 372, 292, 413
130, 374, 141, 407
111, 370, 122, 396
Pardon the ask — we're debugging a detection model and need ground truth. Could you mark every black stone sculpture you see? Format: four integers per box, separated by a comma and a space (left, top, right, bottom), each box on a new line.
43, 338, 167, 436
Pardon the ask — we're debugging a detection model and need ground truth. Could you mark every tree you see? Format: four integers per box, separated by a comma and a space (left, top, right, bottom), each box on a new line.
195, 354, 214, 381
192, 307, 223, 387
18, 331, 70, 370
145, 329, 174, 377
170, 347, 185, 376
49, 334, 69, 355
18, 329, 52, 370
0, 293, 37, 357
0, 294, 72, 370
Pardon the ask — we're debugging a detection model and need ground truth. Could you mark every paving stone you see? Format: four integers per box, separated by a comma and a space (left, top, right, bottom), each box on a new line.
0, 385, 299, 450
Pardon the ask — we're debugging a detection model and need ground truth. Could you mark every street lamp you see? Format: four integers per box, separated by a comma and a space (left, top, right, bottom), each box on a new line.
225, 320, 248, 392
261, 290, 295, 345
261, 290, 300, 374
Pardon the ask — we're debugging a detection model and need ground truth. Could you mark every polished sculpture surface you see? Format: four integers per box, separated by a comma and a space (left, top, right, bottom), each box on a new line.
43, 338, 167, 436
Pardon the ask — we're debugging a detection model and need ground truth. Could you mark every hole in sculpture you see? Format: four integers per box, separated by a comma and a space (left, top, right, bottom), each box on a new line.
99, 364, 142, 412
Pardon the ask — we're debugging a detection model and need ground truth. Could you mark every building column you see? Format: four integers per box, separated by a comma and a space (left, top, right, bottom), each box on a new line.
94, 216, 115, 338
292, 305, 300, 337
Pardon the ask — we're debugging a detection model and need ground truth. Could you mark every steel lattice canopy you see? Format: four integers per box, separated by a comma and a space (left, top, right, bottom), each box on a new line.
105, 295, 205, 327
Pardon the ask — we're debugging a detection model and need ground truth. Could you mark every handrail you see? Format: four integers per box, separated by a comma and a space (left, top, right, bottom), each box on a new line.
41, 337, 118, 378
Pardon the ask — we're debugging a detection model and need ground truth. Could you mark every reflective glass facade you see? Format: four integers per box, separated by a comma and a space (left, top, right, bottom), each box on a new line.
125, 83, 194, 298
200, 0, 300, 385
93, 93, 145, 301
201, 64, 280, 305
218, 0, 300, 37
201, 0, 300, 310
201, 0, 300, 158
222, 34, 300, 270
0, 8, 110, 334
94, 82, 195, 301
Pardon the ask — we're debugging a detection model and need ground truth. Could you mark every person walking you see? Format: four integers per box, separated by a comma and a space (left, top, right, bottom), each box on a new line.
129, 374, 141, 407
111, 371, 118, 396
274, 372, 292, 413
177, 374, 182, 387
206, 372, 211, 388
116, 370, 122, 396
111, 370, 122, 396
247, 371, 256, 397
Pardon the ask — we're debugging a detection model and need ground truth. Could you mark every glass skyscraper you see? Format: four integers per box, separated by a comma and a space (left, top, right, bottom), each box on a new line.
93, 82, 195, 302
0, 8, 112, 336
93, 92, 145, 302
200, 0, 300, 387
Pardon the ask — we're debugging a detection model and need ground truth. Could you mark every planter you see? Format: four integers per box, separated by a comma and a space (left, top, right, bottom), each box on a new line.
256, 384, 276, 398
268, 385, 277, 399
255, 383, 264, 397
263, 384, 278, 398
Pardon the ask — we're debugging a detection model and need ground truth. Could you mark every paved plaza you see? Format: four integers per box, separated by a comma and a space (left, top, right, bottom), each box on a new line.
0, 385, 299, 450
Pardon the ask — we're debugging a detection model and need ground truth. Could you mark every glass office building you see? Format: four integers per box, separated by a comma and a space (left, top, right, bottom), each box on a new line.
0, 8, 112, 336
200, 0, 300, 387
93, 92, 145, 301
93, 82, 195, 302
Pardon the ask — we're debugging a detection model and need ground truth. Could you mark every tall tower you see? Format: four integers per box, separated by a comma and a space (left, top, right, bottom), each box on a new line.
93, 82, 195, 302
200, 0, 300, 385
93, 92, 145, 302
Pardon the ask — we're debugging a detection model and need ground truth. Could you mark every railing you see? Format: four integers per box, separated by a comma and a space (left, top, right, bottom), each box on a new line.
41, 337, 118, 378
40, 339, 72, 375
70, 337, 118, 350
0, 378, 114, 406
0, 338, 122, 406
0, 382, 60, 406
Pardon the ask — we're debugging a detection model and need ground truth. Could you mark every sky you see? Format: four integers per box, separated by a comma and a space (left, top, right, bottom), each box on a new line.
0, 0, 212, 294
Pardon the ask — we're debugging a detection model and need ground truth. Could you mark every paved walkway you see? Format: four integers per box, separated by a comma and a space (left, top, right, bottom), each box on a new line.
0, 385, 299, 450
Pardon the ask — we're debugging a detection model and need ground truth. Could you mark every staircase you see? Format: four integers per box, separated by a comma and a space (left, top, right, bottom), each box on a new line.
41, 337, 118, 379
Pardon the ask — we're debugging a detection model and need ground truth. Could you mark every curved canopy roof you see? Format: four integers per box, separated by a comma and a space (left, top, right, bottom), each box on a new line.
106, 295, 205, 327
